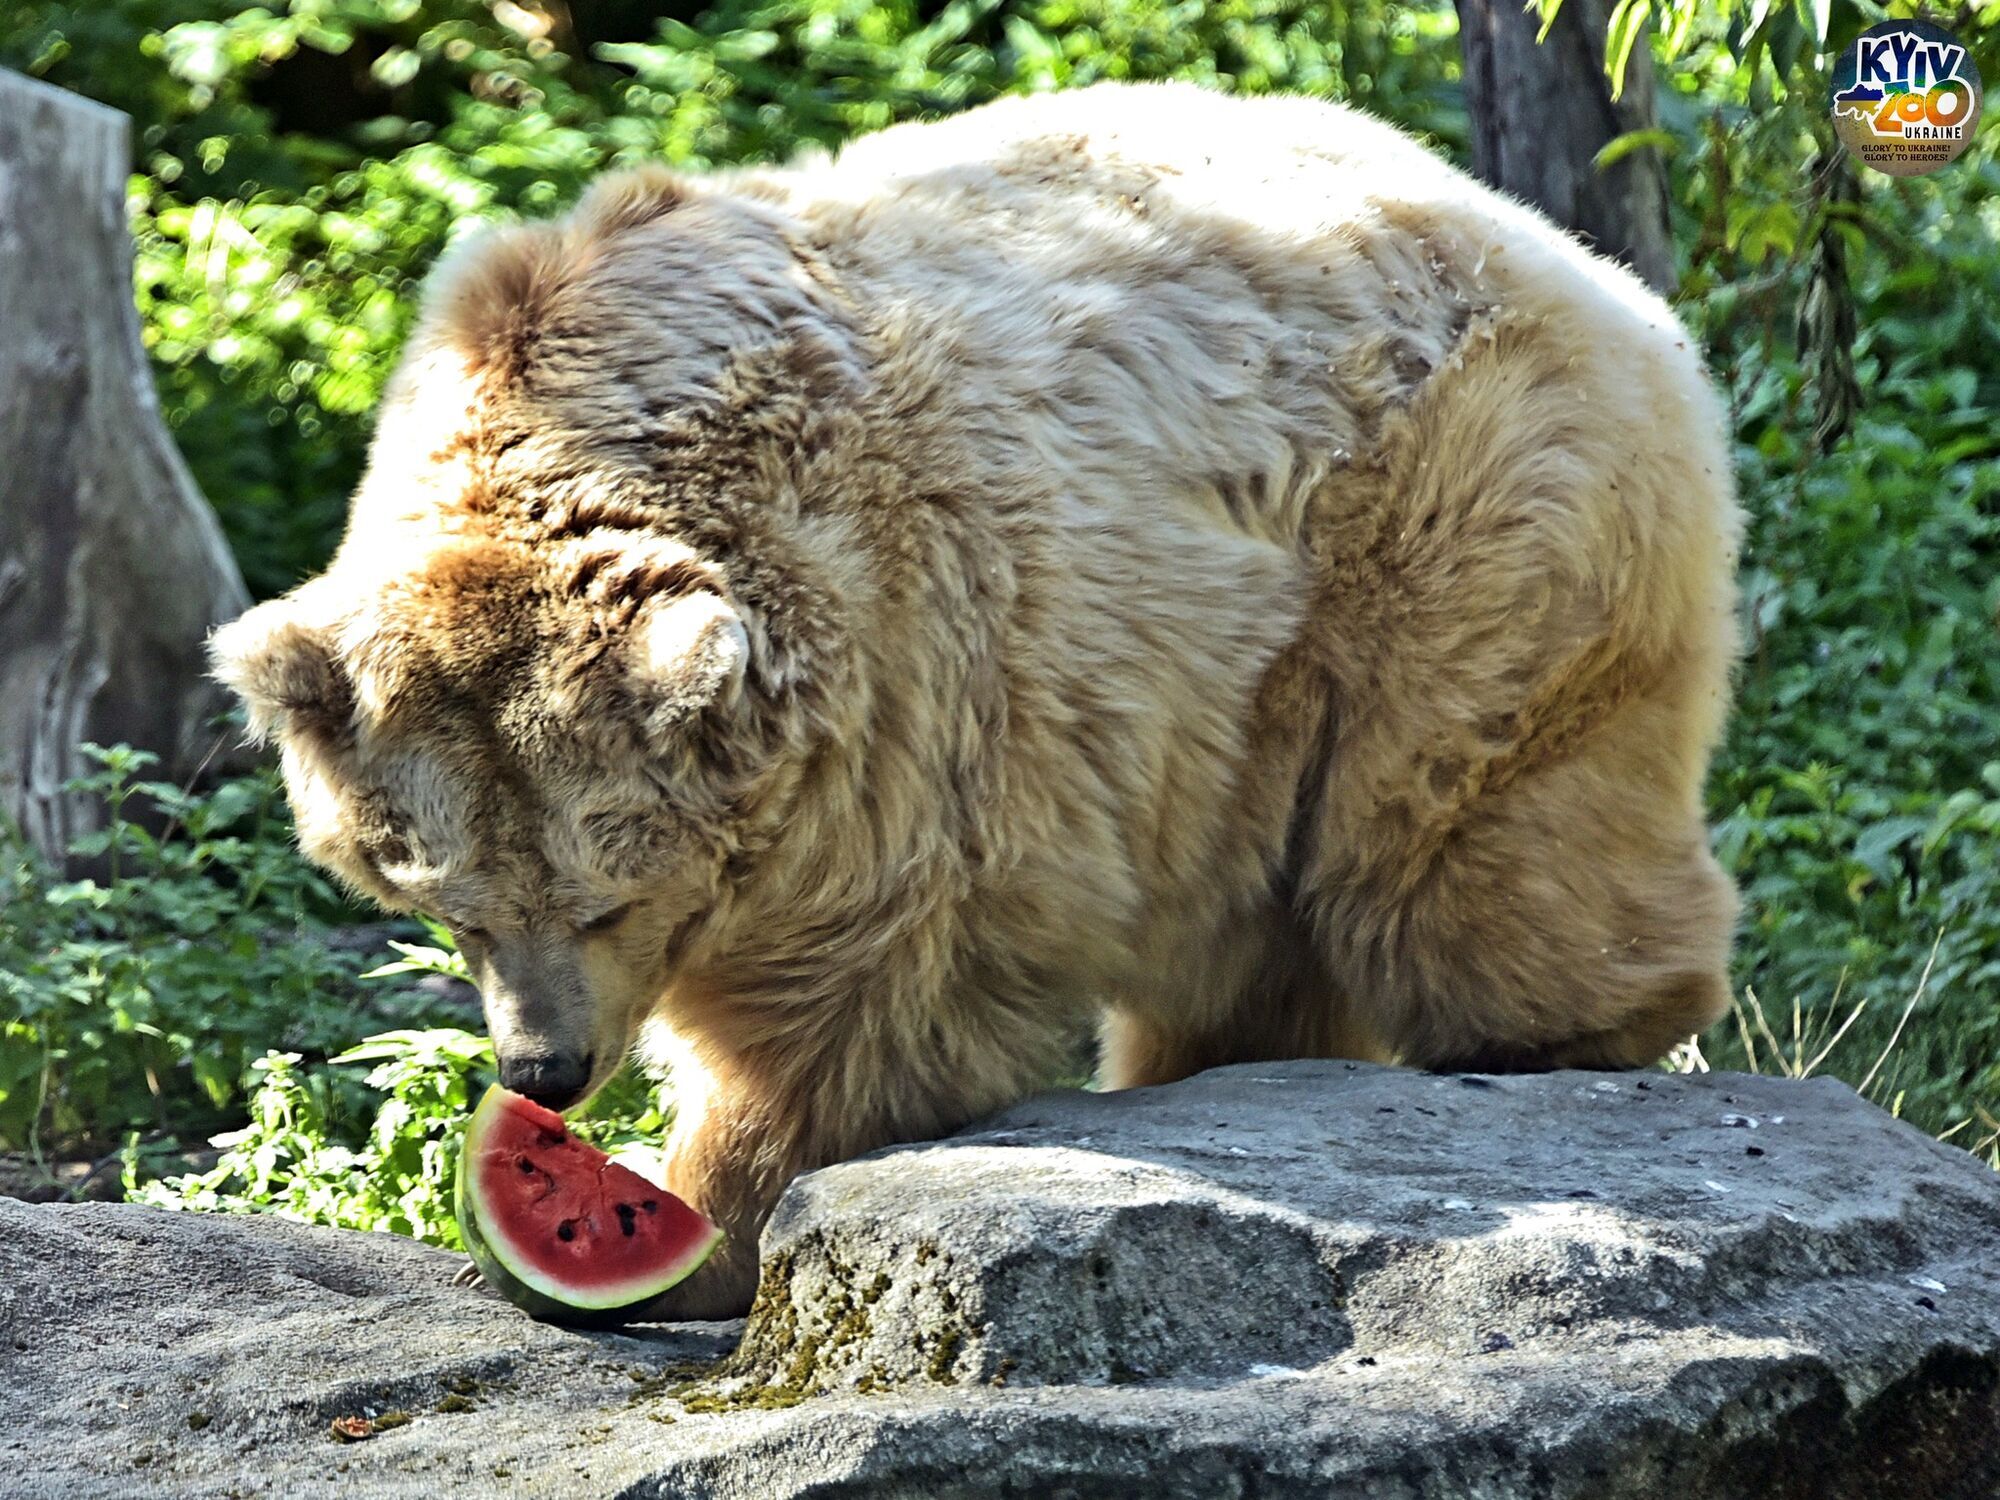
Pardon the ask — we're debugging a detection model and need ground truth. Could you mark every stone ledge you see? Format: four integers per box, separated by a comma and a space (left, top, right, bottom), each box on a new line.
4, 1063, 1997, 1499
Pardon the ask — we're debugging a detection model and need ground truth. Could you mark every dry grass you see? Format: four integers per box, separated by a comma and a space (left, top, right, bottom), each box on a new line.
1667, 932, 1999, 1169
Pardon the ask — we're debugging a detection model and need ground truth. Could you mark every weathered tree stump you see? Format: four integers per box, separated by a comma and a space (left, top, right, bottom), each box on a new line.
0, 70, 249, 862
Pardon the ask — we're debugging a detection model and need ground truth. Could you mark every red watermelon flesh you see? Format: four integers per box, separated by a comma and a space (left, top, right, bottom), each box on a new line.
457, 1085, 722, 1313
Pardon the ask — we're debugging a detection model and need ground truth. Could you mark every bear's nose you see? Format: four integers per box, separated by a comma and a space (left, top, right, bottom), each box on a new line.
498, 1050, 594, 1113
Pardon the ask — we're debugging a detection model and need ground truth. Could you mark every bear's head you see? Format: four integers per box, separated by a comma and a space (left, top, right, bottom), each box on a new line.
212, 527, 776, 1111
210, 171, 857, 1112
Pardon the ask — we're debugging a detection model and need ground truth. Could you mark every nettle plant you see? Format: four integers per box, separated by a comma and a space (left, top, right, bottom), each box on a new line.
137, 941, 676, 1247
136, 1027, 495, 1245
0, 745, 364, 1154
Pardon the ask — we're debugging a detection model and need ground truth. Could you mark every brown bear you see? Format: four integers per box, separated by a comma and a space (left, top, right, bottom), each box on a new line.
213, 82, 1740, 1318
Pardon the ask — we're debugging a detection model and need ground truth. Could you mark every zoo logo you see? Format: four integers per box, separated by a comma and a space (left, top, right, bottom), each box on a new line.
1830, 20, 1982, 177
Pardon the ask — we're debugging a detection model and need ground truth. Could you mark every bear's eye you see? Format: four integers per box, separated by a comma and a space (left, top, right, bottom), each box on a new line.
579, 902, 636, 936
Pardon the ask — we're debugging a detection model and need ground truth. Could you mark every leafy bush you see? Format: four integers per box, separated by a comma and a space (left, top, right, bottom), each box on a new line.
136, 1008, 676, 1249
1694, 141, 2000, 1140
0, 746, 408, 1154
131, 1031, 492, 1244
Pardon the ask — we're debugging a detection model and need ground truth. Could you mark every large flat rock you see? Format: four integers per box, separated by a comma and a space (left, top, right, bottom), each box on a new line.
5, 1063, 1999, 1498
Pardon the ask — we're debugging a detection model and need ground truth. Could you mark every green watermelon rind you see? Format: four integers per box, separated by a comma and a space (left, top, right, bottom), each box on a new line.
453, 1086, 723, 1325
455, 1165, 615, 1326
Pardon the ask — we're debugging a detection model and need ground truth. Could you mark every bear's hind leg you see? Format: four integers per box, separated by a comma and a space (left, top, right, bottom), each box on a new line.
1100, 921, 1387, 1090
1419, 968, 1731, 1075
1306, 678, 1739, 1077
1290, 286, 1740, 1078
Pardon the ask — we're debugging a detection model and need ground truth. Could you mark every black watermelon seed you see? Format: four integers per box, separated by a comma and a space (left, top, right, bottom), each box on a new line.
517, 1156, 535, 1174
642, 1200, 658, 1214
556, 1221, 576, 1242
617, 1204, 638, 1237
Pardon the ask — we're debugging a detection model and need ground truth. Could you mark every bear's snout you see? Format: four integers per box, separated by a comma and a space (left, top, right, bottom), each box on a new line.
498, 1049, 594, 1113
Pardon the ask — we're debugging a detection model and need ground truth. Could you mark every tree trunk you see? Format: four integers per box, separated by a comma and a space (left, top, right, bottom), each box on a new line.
1454, 0, 1676, 293
0, 71, 250, 863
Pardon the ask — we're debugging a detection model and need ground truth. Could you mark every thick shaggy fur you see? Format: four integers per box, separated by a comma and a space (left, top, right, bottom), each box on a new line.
214, 84, 1740, 1316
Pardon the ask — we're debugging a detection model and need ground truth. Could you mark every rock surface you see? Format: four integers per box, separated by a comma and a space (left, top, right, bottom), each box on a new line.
5, 1063, 1999, 1498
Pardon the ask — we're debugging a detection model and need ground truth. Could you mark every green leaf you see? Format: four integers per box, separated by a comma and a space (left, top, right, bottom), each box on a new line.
1603, 0, 1654, 100
1795, 0, 1831, 48
1660, 0, 1700, 58
1594, 128, 1678, 170
1851, 816, 1930, 881
360, 940, 469, 981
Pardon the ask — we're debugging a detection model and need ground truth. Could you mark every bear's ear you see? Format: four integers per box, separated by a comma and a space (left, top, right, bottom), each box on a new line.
575, 165, 689, 238
627, 590, 749, 741
209, 600, 354, 745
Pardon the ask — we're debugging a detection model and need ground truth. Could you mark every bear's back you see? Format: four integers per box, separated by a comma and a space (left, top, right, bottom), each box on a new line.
737, 86, 1613, 544
730, 84, 1712, 558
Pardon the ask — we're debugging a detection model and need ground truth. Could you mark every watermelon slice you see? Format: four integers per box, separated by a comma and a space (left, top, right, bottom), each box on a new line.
453, 1084, 722, 1325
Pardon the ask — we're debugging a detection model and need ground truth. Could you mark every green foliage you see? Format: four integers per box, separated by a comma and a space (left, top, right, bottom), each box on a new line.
132, 1032, 491, 1244
1677, 68, 2000, 1137
1704, 311, 2000, 1134
135, 1011, 677, 1248
0, 746, 414, 1154
1556, 0, 2000, 102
